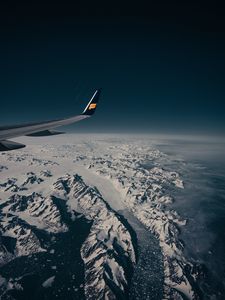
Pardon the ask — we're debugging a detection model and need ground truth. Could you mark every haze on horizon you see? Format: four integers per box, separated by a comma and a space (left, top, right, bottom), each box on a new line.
1, 1, 225, 136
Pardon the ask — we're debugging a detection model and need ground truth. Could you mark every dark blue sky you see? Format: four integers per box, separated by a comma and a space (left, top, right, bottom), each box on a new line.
1, 1, 225, 134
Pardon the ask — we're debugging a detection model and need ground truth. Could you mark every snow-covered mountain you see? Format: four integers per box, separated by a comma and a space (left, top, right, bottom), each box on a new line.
0, 171, 136, 299
0, 134, 207, 299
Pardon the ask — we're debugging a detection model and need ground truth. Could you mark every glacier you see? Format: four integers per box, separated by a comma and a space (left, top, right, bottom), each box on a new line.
0, 134, 206, 299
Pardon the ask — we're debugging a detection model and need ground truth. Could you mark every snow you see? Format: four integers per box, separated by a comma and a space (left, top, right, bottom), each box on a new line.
0, 134, 201, 299
69, 164, 126, 211
42, 276, 55, 288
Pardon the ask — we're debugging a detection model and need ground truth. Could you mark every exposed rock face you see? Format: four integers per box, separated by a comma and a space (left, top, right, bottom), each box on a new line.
0, 166, 8, 172
75, 144, 201, 299
53, 174, 136, 299
0, 170, 136, 299
0, 214, 46, 265
0, 189, 70, 269
0, 137, 208, 299
0, 193, 68, 234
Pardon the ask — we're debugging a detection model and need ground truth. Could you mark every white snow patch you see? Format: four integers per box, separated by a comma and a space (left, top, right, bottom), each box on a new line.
42, 276, 55, 288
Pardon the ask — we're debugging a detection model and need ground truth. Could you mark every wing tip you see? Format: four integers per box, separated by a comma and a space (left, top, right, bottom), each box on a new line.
82, 89, 101, 116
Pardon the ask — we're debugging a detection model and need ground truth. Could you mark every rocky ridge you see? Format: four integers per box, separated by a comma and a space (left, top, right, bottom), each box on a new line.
73, 144, 202, 299
0, 167, 136, 299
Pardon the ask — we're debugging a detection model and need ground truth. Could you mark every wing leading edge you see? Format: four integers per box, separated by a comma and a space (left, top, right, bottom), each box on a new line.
0, 89, 101, 151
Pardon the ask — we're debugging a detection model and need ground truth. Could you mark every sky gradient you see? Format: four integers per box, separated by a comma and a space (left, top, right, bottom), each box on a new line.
1, 1, 225, 134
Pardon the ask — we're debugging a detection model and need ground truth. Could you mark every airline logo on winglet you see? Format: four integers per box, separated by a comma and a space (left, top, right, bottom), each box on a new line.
88, 103, 97, 110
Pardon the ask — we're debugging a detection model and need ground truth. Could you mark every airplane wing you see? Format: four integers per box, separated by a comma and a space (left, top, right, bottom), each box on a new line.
0, 89, 101, 151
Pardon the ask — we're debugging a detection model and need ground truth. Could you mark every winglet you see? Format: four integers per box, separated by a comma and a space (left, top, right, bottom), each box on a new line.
82, 89, 101, 116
